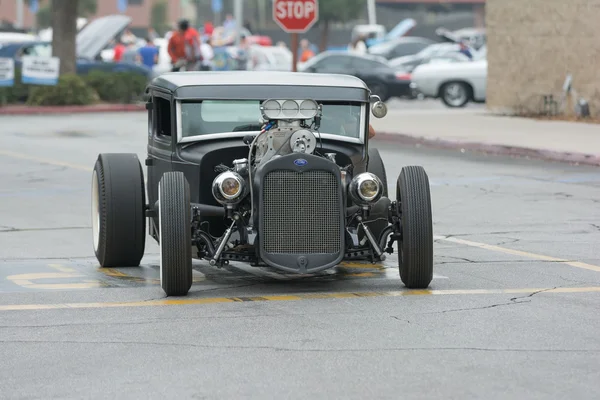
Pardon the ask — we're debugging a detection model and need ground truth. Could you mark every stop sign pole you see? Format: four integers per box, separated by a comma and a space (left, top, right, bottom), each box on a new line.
273, 0, 319, 72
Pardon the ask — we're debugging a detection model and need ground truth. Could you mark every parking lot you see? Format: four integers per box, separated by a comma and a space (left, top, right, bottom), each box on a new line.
1, 107, 599, 399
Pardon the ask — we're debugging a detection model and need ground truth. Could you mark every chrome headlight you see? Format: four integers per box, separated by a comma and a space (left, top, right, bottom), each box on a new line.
348, 172, 383, 205
212, 171, 246, 205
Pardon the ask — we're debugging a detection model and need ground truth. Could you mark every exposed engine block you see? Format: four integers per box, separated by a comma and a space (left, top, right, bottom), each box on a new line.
254, 121, 317, 165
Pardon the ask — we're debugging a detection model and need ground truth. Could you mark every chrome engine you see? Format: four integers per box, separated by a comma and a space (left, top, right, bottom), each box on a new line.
253, 121, 318, 165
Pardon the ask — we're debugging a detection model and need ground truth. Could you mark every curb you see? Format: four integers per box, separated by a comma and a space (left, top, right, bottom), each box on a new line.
374, 131, 600, 167
0, 104, 145, 115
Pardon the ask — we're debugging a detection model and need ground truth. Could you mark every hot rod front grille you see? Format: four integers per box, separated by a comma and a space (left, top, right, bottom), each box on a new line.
262, 170, 341, 254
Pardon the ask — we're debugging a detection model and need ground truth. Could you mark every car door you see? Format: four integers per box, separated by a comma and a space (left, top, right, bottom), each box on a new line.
146, 91, 174, 211
349, 57, 392, 82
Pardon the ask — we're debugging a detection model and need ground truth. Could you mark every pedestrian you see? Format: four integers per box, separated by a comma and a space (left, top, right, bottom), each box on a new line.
459, 41, 473, 60
112, 40, 126, 62
223, 14, 236, 32
234, 34, 249, 70
120, 42, 138, 64
348, 34, 367, 54
121, 28, 137, 45
168, 19, 200, 72
138, 37, 159, 69
147, 27, 158, 41
198, 37, 214, 71
299, 39, 315, 62
204, 20, 214, 36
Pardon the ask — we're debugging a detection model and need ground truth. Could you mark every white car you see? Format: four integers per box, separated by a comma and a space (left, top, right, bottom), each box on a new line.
411, 58, 487, 107
247, 45, 292, 71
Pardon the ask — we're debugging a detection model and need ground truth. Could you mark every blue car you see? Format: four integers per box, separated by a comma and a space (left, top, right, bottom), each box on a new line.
0, 15, 152, 79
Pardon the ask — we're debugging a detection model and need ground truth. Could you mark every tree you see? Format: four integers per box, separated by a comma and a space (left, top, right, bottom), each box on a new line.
51, 0, 79, 75
29, 0, 96, 29
151, 0, 169, 35
318, 0, 366, 51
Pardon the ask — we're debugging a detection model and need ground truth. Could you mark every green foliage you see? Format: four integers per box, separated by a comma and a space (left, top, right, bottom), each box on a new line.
151, 0, 169, 35
0, 70, 148, 106
77, 0, 98, 17
36, 5, 52, 28
0, 69, 33, 104
319, 0, 366, 23
82, 71, 148, 104
26, 74, 98, 106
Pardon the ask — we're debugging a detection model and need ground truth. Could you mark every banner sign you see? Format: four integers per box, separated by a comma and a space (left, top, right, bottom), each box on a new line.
22, 56, 60, 85
0, 58, 15, 87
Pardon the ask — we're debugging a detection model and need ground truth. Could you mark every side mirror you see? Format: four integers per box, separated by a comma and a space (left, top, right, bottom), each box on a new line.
370, 95, 387, 118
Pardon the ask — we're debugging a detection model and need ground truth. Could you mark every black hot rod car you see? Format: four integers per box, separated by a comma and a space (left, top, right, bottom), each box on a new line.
91, 71, 433, 296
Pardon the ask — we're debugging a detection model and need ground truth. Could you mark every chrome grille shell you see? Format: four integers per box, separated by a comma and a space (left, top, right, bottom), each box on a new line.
256, 154, 345, 273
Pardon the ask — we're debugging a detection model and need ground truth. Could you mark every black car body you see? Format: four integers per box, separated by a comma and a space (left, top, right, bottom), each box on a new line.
299, 51, 413, 101
91, 71, 434, 296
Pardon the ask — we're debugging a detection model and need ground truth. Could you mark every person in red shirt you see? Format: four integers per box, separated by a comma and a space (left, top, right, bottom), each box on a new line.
112, 40, 126, 62
204, 21, 214, 36
168, 19, 200, 71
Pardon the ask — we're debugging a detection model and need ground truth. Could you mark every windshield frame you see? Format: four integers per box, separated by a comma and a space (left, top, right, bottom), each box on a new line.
175, 99, 367, 145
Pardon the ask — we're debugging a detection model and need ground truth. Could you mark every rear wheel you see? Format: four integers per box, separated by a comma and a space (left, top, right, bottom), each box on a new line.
159, 172, 192, 296
92, 153, 146, 267
397, 166, 433, 288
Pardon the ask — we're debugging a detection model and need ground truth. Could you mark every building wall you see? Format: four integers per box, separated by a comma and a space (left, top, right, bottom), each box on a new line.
486, 0, 600, 116
0, 0, 183, 30
0, 0, 37, 28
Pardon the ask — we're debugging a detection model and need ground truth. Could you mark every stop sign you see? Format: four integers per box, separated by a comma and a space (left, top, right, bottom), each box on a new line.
273, 0, 319, 33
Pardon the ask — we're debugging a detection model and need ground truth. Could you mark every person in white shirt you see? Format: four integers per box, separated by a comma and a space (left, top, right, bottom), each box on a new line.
199, 38, 214, 71
348, 35, 367, 54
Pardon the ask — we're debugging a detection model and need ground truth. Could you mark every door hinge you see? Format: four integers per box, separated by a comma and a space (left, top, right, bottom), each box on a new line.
145, 157, 153, 166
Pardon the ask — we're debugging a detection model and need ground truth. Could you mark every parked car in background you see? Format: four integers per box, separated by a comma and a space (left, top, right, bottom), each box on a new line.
0, 15, 152, 79
411, 58, 487, 107
390, 50, 471, 72
298, 51, 413, 101
352, 24, 386, 42
367, 36, 434, 60
0, 32, 37, 44
247, 45, 292, 71
387, 40, 483, 73
365, 19, 417, 47
438, 27, 486, 50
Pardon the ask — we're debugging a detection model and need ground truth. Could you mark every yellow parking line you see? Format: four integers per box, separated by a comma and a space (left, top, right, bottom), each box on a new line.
48, 264, 77, 273
435, 235, 600, 273
0, 150, 92, 172
1, 286, 599, 312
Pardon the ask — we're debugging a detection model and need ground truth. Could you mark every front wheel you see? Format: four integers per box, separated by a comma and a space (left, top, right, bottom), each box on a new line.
440, 82, 470, 108
397, 166, 433, 288
159, 172, 193, 296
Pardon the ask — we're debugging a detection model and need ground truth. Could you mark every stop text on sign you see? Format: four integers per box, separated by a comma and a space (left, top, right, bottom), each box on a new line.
273, 0, 319, 33
275, 0, 315, 19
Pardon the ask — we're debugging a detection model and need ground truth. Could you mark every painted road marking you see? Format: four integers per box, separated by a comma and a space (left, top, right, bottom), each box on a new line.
1, 286, 599, 312
0, 150, 92, 171
5, 263, 103, 290
435, 235, 600, 273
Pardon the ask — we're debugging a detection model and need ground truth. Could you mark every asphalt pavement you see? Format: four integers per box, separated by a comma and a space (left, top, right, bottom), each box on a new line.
1, 111, 599, 399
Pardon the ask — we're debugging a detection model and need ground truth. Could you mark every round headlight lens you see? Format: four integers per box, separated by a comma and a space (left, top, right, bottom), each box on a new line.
221, 177, 241, 198
359, 179, 379, 200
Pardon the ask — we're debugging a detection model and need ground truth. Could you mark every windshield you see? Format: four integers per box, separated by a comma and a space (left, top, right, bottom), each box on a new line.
180, 100, 363, 139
